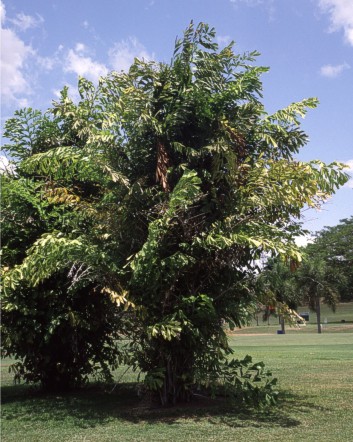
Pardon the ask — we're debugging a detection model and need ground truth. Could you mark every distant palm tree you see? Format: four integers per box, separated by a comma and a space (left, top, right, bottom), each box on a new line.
296, 259, 341, 333
259, 259, 299, 334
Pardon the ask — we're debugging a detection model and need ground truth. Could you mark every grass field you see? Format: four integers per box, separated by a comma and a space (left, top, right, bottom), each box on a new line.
1, 303, 353, 442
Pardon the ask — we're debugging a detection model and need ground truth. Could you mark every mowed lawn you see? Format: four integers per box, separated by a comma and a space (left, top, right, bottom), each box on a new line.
1, 304, 353, 442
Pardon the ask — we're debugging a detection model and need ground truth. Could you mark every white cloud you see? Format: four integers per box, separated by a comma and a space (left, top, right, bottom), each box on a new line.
0, 155, 10, 170
318, 0, 353, 46
35, 44, 64, 73
0, 155, 16, 175
295, 234, 313, 247
9, 12, 44, 31
36, 55, 56, 71
0, 1, 5, 24
0, 1, 35, 106
320, 62, 350, 77
75, 42, 87, 54
108, 37, 153, 72
216, 35, 232, 46
64, 47, 108, 83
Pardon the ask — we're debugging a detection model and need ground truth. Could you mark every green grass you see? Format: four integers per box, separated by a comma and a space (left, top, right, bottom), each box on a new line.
2, 306, 353, 441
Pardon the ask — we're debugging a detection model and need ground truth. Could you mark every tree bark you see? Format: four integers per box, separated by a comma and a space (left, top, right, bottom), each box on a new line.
157, 353, 192, 406
156, 139, 170, 192
280, 315, 285, 334
316, 297, 322, 334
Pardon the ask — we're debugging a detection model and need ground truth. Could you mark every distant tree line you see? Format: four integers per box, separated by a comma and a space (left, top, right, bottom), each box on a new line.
260, 217, 353, 333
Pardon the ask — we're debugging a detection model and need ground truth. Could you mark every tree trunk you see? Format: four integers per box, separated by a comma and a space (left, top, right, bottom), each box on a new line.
280, 315, 285, 334
157, 354, 192, 406
316, 297, 322, 334
155, 139, 170, 192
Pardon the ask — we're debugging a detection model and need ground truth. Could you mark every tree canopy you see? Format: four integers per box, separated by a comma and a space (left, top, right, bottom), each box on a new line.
1, 22, 348, 405
306, 217, 353, 302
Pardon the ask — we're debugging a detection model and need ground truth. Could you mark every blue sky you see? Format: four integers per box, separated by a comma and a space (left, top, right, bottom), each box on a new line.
1, 0, 352, 237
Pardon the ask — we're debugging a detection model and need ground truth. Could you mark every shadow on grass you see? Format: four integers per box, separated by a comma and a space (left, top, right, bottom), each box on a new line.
1, 382, 327, 430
